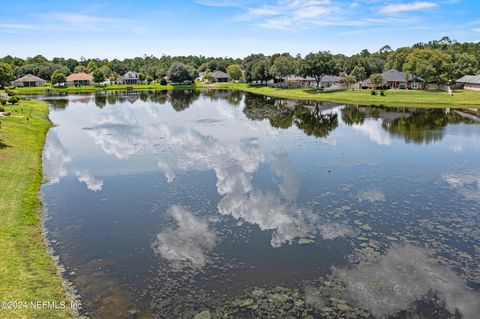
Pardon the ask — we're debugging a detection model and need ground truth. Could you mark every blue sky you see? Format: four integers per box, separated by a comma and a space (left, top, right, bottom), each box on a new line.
1, 0, 479, 59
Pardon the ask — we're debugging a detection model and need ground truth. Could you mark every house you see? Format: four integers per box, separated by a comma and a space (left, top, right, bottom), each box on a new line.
456, 75, 480, 91
320, 75, 341, 87
119, 71, 141, 85
211, 70, 229, 82
406, 74, 425, 90
361, 69, 424, 89
198, 70, 229, 82
66, 72, 93, 86
284, 75, 341, 87
11, 74, 46, 87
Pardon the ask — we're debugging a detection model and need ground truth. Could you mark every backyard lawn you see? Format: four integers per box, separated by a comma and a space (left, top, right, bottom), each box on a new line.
0, 99, 73, 318
201, 82, 480, 108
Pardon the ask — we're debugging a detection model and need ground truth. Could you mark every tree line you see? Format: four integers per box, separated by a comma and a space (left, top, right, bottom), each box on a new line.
0, 36, 479, 88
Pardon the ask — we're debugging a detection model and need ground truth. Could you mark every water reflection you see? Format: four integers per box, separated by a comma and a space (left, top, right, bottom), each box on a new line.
152, 205, 217, 269
336, 245, 480, 319
341, 105, 475, 144
40, 90, 480, 319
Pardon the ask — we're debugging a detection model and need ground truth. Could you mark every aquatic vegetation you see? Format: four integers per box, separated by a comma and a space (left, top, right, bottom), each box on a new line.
41, 91, 480, 318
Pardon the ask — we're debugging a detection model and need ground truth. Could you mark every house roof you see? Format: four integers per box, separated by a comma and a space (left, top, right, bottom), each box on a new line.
66, 72, 92, 81
12, 74, 46, 83
321, 75, 341, 83
212, 70, 229, 79
285, 75, 340, 82
456, 75, 480, 84
120, 71, 139, 80
382, 69, 407, 82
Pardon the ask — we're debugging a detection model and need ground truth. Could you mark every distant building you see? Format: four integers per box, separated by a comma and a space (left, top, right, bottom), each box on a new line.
456, 75, 480, 91
284, 75, 341, 87
11, 74, 46, 87
198, 70, 229, 82
66, 72, 93, 86
361, 69, 425, 90
119, 71, 141, 85
211, 70, 229, 82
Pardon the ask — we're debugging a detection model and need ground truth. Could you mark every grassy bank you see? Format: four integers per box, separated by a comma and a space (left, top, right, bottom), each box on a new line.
8, 82, 195, 95
0, 99, 72, 318
199, 82, 480, 108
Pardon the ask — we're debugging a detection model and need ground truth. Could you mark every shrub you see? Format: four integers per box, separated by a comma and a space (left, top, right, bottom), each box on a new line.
0, 105, 5, 112
380, 90, 385, 96
1, 98, 6, 106
370, 90, 377, 95
7, 96, 20, 105
160, 78, 167, 86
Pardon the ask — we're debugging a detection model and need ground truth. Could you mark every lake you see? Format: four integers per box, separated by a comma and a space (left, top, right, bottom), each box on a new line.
40, 90, 480, 318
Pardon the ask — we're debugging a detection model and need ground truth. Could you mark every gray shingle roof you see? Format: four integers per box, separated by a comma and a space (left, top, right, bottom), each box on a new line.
212, 70, 229, 79
321, 75, 341, 83
12, 74, 46, 83
382, 69, 407, 82
456, 75, 480, 84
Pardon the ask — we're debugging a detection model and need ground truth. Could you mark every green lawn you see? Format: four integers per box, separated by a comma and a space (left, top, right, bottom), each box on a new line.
198, 82, 480, 108
0, 99, 73, 318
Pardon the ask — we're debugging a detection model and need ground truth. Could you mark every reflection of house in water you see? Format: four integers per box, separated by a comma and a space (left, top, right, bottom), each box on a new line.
73, 96, 94, 104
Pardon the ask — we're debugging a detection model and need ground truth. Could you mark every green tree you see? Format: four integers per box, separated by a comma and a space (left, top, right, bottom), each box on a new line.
341, 73, 357, 89
92, 69, 105, 84
87, 60, 98, 73
74, 65, 89, 73
251, 57, 271, 84
451, 53, 477, 79
351, 66, 367, 81
168, 63, 192, 83
385, 47, 411, 71
300, 51, 338, 88
139, 72, 146, 82
226, 64, 242, 81
50, 70, 66, 86
0, 62, 15, 88
403, 48, 452, 84
97, 65, 112, 78
269, 55, 297, 82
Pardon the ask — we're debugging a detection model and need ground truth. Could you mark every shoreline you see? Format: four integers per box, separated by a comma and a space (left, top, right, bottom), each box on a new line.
0, 98, 75, 318
7, 82, 480, 108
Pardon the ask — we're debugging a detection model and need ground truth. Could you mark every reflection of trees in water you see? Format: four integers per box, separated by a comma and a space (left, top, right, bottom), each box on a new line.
341, 105, 476, 144
383, 108, 474, 144
294, 107, 338, 138
94, 94, 107, 108
201, 89, 243, 106
169, 90, 200, 112
243, 94, 294, 129
243, 94, 338, 136
341, 105, 366, 125
48, 99, 69, 110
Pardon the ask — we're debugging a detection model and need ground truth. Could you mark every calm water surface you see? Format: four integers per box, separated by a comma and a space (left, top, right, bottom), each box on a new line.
40, 90, 480, 318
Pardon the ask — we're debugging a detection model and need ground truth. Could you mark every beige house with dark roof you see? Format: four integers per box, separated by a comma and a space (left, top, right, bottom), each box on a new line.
456, 75, 480, 91
11, 74, 46, 87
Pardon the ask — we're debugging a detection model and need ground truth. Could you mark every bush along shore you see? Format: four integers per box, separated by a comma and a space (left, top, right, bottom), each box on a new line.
0, 98, 75, 318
